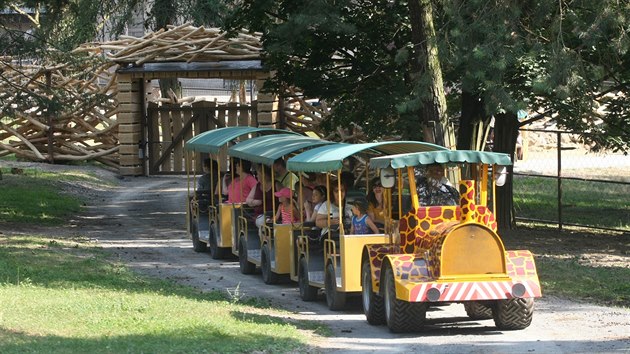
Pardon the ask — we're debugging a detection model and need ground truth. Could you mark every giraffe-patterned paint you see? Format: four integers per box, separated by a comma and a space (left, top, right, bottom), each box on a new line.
365, 179, 542, 301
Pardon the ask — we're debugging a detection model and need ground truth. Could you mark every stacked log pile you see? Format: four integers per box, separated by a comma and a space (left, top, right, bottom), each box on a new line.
0, 24, 368, 169
0, 57, 120, 167
75, 23, 263, 64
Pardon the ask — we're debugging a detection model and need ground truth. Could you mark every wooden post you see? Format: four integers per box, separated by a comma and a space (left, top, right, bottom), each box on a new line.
117, 75, 144, 176
46, 71, 54, 163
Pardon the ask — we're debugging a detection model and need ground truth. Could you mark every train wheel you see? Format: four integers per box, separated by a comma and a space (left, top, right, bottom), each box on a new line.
325, 263, 346, 310
261, 244, 279, 284
361, 260, 385, 325
238, 235, 256, 274
191, 219, 207, 253
298, 257, 318, 301
464, 301, 494, 320
209, 225, 227, 259
493, 298, 534, 330
383, 264, 427, 333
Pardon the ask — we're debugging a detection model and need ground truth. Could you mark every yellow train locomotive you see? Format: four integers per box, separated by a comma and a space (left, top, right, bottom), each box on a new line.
363, 150, 542, 332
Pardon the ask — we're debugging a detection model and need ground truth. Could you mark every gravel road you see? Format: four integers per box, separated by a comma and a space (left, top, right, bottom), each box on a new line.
74, 175, 629, 353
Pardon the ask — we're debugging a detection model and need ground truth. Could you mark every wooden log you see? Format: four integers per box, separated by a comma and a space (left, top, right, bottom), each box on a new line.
0, 121, 46, 160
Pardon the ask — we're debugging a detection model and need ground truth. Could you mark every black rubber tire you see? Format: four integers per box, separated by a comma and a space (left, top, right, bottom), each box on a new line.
191, 219, 207, 253
493, 298, 534, 330
298, 257, 318, 301
261, 244, 280, 284
209, 225, 227, 260
238, 235, 256, 274
464, 301, 494, 320
325, 263, 346, 310
361, 260, 385, 325
383, 264, 427, 333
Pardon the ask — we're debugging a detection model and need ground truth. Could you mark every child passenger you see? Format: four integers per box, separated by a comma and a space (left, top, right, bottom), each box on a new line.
350, 199, 380, 235
275, 187, 300, 224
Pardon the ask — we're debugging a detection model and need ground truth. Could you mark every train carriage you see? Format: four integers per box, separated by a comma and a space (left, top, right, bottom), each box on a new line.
363, 150, 542, 332
286, 141, 447, 310
184, 127, 299, 259
226, 134, 335, 282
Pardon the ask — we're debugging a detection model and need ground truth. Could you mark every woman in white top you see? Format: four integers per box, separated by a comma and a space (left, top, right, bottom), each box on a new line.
316, 183, 351, 237
304, 185, 327, 222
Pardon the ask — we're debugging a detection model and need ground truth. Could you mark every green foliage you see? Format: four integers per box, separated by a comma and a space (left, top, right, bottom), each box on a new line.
0, 236, 320, 353
437, 0, 630, 152
226, 0, 419, 139
227, 0, 629, 151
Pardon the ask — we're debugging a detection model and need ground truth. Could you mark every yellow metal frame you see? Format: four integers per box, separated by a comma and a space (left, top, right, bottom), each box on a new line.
219, 203, 237, 250
271, 224, 294, 274
339, 234, 389, 292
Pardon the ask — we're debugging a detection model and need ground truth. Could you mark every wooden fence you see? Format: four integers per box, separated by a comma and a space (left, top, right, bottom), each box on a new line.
146, 101, 256, 174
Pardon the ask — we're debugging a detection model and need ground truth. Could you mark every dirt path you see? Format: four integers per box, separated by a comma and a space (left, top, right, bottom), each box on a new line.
56, 174, 625, 353
2, 162, 627, 353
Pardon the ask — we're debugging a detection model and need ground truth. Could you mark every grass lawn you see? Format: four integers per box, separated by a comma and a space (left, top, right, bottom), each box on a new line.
536, 256, 629, 307
0, 167, 106, 225
0, 236, 323, 353
513, 175, 630, 231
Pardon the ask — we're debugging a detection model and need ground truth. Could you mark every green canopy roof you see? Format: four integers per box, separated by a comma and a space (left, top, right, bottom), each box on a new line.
287, 141, 447, 172
369, 150, 513, 169
185, 127, 298, 153
228, 134, 335, 165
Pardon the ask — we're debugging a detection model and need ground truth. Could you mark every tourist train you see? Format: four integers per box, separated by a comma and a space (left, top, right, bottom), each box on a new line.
185, 127, 541, 332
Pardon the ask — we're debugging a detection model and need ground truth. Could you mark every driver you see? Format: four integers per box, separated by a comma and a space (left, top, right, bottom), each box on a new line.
416, 164, 459, 206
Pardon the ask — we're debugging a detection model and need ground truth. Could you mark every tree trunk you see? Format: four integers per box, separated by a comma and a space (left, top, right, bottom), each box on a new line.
159, 77, 182, 100
152, 0, 181, 100
408, 0, 453, 148
493, 112, 520, 232
457, 91, 486, 150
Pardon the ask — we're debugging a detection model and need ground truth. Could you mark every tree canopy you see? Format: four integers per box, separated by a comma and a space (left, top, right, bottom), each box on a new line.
0, 0, 231, 55
1, 0, 628, 151
226, 0, 629, 153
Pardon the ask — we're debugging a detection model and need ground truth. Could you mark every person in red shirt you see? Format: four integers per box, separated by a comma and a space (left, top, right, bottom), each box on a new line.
226, 159, 258, 203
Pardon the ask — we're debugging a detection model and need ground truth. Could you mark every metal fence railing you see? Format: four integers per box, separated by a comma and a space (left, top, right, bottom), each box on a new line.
513, 128, 630, 232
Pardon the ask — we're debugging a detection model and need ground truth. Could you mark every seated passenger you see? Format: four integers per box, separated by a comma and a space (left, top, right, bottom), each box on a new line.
367, 177, 386, 226
195, 157, 218, 210
340, 170, 364, 203
275, 187, 300, 224
316, 182, 352, 237
350, 199, 380, 235
248, 165, 278, 227
273, 158, 299, 190
197, 157, 218, 193
304, 185, 327, 222
225, 159, 257, 203
416, 164, 459, 206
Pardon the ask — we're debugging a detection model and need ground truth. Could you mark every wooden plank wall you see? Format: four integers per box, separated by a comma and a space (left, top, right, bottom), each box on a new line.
146, 101, 255, 174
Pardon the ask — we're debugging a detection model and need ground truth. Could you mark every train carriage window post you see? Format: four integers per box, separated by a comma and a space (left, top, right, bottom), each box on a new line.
384, 169, 392, 235
480, 163, 489, 207
492, 164, 497, 213
325, 173, 331, 239
406, 166, 418, 210
186, 150, 192, 201
298, 172, 304, 224
262, 164, 267, 214
337, 169, 345, 236
271, 165, 277, 224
